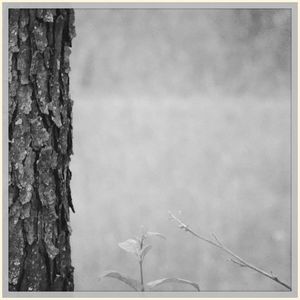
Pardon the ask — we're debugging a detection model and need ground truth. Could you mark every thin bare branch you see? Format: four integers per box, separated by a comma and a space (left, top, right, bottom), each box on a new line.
168, 211, 291, 291
230, 258, 246, 267
212, 233, 223, 247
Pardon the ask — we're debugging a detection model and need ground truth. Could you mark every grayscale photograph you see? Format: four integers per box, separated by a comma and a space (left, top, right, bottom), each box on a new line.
5, 3, 296, 296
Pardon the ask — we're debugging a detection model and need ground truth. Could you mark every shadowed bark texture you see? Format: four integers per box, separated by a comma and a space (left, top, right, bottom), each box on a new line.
8, 9, 76, 291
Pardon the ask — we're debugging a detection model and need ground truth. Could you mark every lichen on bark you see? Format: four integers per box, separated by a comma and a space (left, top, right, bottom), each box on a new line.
8, 8, 76, 291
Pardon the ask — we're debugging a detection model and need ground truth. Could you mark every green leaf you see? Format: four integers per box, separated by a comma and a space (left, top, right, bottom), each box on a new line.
139, 244, 152, 261
118, 239, 140, 255
147, 277, 200, 291
102, 271, 142, 291
146, 232, 166, 240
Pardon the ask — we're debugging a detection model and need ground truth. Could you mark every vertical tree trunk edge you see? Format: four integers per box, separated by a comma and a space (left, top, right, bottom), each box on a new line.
8, 9, 76, 291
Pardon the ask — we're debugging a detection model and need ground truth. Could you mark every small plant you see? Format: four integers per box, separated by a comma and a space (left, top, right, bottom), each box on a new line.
102, 227, 200, 292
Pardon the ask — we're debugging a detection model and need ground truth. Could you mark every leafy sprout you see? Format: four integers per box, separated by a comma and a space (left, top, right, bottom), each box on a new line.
101, 229, 200, 292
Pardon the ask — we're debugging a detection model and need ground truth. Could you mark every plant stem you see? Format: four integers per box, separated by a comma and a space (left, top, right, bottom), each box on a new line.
139, 260, 144, 291
139, 236, 145, 291
168, 211, 291, 291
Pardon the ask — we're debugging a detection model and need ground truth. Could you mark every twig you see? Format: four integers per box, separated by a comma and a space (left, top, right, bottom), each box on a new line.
212, 233, 223, 247
168, 211, 291, 291
230, 258, 246, 267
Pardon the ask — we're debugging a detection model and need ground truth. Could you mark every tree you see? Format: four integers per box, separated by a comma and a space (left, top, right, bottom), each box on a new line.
8, 9, 76, 291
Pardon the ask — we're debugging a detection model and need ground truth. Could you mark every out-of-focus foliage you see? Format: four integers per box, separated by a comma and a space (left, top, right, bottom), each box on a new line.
69, 9, 291, 291
71, 9, 290, 99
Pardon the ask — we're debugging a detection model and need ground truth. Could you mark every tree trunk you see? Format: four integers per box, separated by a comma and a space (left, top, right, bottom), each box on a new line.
8, 9, 76, 291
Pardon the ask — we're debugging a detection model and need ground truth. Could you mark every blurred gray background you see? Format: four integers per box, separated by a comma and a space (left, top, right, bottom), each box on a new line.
69, 9, 291, 291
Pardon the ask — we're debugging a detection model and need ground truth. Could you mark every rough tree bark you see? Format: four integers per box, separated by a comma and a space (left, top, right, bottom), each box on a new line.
8, 9, 76, 291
